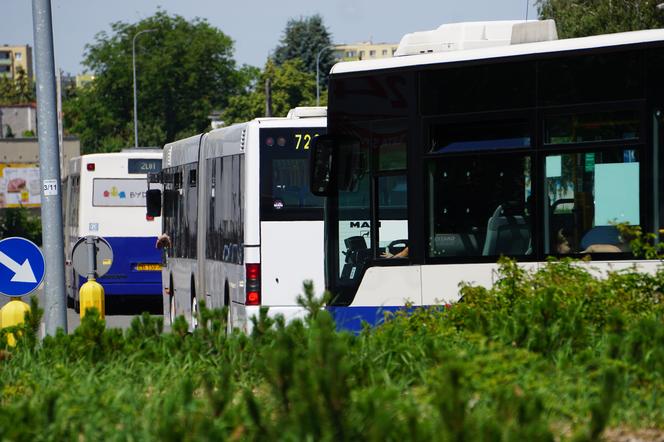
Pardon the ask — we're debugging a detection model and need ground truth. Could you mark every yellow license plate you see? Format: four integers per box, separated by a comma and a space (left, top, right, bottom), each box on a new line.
135, 263, 162, 271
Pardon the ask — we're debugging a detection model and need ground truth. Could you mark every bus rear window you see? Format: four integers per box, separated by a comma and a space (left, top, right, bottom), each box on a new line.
260, 127, 325, 221
92, 178, 148, 207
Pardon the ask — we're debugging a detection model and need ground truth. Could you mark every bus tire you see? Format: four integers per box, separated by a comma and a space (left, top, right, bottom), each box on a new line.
168, 275, 175, 325
224, 283, 231, 334
169, 292, 176, 326
190, 295, 199, 330
189, 275, 199, 330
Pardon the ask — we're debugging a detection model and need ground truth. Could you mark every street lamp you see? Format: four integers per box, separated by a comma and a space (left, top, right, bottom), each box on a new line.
658, 2, 664, 10
132, 29, 156, 148
316, 45, 335, 106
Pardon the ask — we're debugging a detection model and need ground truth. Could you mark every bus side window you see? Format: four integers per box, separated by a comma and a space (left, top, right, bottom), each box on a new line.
545, 150, 638, 255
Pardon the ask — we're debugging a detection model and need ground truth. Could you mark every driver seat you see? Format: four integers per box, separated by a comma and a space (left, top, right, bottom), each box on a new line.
340, 236, 370, 280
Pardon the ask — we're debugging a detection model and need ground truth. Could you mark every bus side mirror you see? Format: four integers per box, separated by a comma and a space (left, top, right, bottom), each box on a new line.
146, 189, 162, 217
310, 135, 335, 196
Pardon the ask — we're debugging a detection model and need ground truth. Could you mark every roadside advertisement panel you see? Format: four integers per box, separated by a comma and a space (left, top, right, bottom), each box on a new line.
0, 163, 41, 208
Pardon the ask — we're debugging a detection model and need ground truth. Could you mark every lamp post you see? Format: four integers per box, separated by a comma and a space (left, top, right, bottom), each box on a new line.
316, 45, 334, 106
132, 29, 156, 148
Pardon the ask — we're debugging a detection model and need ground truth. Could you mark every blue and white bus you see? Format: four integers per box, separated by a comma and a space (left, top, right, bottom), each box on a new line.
63, 150, 163, 312
148, 107, 327, 331
311, 20, 664, 331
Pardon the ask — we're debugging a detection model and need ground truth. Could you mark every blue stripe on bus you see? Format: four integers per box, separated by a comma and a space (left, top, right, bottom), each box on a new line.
325, 306, 406, 332
77, 236, 161, 297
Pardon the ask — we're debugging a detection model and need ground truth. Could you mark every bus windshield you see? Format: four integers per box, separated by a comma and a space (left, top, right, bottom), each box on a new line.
260, 127, 325, 220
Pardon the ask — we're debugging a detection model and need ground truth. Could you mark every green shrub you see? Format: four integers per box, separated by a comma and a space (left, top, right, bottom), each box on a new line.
0, 207, 42, 245
2, 266, 664, 440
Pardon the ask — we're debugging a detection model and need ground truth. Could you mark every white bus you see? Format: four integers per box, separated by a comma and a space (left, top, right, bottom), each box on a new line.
63, 150, 163, 311
310, 20, 664, 331
149, 107, 326, 331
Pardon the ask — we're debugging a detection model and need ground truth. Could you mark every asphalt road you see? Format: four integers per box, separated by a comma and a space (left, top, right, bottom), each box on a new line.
0, 286, 161, 333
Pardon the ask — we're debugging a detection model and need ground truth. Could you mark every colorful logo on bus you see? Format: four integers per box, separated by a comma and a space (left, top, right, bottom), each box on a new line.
103, 186, 126, 199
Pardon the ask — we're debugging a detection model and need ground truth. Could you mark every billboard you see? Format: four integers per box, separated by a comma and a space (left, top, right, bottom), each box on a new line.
0, 163, 41, 208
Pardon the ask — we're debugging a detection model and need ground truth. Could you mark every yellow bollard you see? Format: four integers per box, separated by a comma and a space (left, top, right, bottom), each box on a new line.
79, 278, 105, 319
0, 299, 31, 347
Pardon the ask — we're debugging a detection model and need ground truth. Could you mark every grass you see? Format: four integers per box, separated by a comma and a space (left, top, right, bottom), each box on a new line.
1, 258, 664, 440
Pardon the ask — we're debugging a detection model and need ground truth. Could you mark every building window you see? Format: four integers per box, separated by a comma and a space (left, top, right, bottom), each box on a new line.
359, 50, 365, 59
382, 49, 388, 56
369, 50, 376, 57
346, 51, 355, 58
15, 52, 22, 61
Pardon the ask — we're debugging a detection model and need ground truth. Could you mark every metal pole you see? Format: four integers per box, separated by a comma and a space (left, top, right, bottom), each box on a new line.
132, 29, 155, 149
316, 45, 334, 106
31, 0, 67, 334
85, 237, 97, 280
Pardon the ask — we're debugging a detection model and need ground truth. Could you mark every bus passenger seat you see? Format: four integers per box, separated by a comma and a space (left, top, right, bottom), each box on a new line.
579, 226, 624, 252
433, 233, 479, 256
482, 204, 531, 256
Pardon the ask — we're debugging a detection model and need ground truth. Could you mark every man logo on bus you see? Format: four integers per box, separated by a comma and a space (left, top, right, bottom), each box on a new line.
103, 186, 126, 199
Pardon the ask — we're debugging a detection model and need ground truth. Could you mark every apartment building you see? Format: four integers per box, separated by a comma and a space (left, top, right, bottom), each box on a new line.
0, 45, 33, 80
333, 42, 399, 62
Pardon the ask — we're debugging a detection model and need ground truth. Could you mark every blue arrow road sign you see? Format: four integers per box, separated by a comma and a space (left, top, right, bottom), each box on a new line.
0, 237, 45, 297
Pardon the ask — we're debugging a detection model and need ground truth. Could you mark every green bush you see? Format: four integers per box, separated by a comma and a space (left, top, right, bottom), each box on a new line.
2, 261, 664, 440
0, 207, 42, 245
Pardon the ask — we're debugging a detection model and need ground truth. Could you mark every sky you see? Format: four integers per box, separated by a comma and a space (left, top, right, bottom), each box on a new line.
1, 0, 539, 75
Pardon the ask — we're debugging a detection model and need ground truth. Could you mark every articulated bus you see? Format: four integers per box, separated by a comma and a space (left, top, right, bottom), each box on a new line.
149, 107, 326, 331
310, 20, 664, 331
63, 150, 163, 311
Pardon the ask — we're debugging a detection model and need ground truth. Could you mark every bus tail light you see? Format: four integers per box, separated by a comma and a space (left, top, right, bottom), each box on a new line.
146, 215, 154, 221
87, 163, 95, 171
246, 263, 261, 306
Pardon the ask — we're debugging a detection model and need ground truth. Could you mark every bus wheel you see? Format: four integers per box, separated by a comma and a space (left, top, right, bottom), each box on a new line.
169, 293, 176, 326
224, 284, 231, 334
190, 296, 199, 331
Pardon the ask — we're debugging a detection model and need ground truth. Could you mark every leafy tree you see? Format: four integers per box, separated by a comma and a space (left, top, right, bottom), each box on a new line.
536, 0, 664, 38
63, 11, 250, 153
273, 15, 335, 87
0, 68, 35, 105
222, 58, 319, 125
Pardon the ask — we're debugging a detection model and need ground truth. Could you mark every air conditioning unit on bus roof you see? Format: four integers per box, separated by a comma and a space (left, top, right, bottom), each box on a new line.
286, 106, 327, 119
394, 19, 558, 56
